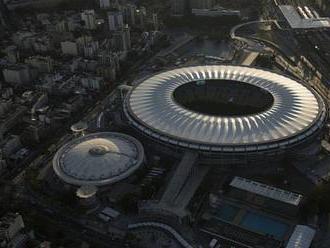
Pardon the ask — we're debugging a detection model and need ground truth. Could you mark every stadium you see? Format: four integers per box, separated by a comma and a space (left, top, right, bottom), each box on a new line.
124, 65, 327, 163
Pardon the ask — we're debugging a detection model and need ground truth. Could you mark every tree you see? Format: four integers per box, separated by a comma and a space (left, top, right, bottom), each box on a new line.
302, 182, 330, 218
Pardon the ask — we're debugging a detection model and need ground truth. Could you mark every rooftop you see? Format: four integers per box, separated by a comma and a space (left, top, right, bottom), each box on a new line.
279, 5, 330, 29
53, 132, 144, 186
230, 177, 303, 206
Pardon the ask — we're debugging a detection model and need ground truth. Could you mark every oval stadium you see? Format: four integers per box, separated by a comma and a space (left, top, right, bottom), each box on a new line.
124, 65, 327, 163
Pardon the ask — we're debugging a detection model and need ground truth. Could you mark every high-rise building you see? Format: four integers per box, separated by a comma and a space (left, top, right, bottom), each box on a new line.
170, 0, 188, 16
122, 25, 131, 51
136, 7, 146, 27
152, 13, 159, 31
123, 4, 136, 26
0, 0, 9, 28
108, 11, 124, 31
190, 0, 215, 9
112, 25, 131, 52
83, 41, 99, 58
81, 10, 96, 30
99, 0, 110, 9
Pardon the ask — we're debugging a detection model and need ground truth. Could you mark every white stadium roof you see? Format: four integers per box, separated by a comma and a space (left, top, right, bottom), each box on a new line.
53, 132, 144, 186
125, 65, 326, 153
230, 177, 303, 206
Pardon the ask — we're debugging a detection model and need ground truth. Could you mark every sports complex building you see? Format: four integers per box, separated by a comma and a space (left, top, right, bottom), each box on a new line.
124, 65, 327, 164
52, 132, 145, 187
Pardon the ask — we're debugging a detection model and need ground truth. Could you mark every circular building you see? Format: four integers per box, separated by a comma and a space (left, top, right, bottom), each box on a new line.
53, 132, 144, 186
76, 185, 99, 208
70, 121, 88, 137
124, 65, 327, 162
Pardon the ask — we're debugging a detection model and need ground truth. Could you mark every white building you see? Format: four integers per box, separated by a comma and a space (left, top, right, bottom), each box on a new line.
286, 225, 316, 248
81, 10, 97, 30
108, 11, 124, 31
81, 76, 105, 90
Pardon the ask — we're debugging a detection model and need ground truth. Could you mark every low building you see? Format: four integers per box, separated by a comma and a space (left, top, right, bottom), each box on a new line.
279, 5, 330, 29
81, 76, 105, 91
25, 56, 54, 73
2, 65, 33, 85
286, 225, 315, 248
191, 7, 241, 17
227, 177, 303, 217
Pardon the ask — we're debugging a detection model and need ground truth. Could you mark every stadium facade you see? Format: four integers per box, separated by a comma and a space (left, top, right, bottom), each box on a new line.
124, 65, 327, 164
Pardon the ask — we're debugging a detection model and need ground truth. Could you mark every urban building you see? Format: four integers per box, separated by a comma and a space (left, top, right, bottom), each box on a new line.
152, 13, 159, 31
25, 56, 54, 73
83, 41, 99, 58
123, 4, 136, 26
0, 213, 25, 243
201, 177, 315, 247
0, 0, 9, 28
99, 0, 110, 9
108, 11, 124, 31
81, 10, 97, 30
5, 46, 19, 64
61, 41, 78, 56
81, 76, 105, 91
279, 5, 330, 29
190, 0, 215, 9
96, 65, 117, 81
2, 65, 32, 85
136, 7, 146, 27
170, 0, 188, 16
112, 26, 131, 52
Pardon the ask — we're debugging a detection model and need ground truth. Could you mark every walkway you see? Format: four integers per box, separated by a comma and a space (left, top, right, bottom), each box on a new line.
128, 221, 197, 248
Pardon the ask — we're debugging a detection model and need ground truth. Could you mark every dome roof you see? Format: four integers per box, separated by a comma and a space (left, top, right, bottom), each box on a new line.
53, 132, 144, 186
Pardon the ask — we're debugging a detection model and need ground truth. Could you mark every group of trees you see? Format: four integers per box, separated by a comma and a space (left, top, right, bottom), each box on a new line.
301, 182, 330, 218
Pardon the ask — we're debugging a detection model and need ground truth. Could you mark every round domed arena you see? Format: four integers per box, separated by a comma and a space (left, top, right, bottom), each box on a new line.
53, 132, 144, 186
124, 65, 327, 163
